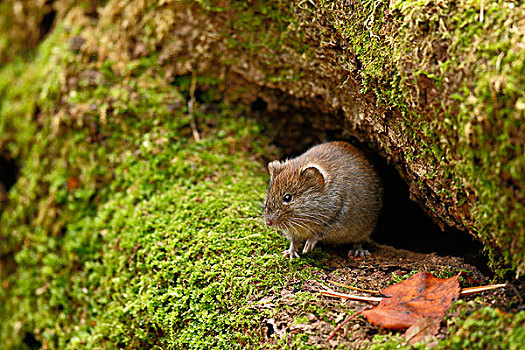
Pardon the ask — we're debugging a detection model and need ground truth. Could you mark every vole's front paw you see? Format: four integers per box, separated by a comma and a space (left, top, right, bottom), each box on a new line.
348, 243, 370, 258
282, 239, 300, 259
282, 249, 300, 259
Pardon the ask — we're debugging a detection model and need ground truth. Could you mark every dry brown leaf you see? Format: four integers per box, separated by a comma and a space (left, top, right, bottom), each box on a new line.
362, 272, 461, 329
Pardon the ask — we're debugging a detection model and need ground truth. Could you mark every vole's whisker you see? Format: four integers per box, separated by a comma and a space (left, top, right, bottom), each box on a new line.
294, 216, 327, 225
289, 219, 309, 233
252, 189, 265, 201
295, 213, 331, 222
293, 216, 325, 227
292, 218, 318, 228
294, 215, 325, 223
289, 219, 316, 236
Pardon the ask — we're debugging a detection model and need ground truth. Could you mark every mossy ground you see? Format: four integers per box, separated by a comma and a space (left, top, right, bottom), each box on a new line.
1, 1, 524, 349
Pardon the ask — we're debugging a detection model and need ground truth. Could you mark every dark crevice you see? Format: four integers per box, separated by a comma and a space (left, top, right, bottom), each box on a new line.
0, 155, 19, 206
86, 0, 101, 18
265, 321, 275, 338
366, 144, 490, 275
23, 332, 42, 350
0, 154, 20, 278
38, 2, 56, 42
251, 97, 268, 112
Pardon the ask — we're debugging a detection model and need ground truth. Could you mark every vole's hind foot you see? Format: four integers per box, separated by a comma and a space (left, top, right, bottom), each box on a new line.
348, 243, 370, 258
302, 235, 319, 254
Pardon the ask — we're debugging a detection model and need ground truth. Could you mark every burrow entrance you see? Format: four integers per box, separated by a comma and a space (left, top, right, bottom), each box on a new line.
251, 98, 489, 275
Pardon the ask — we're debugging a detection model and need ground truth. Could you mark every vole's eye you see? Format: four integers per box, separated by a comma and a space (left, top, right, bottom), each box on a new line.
283, 194, 292, 203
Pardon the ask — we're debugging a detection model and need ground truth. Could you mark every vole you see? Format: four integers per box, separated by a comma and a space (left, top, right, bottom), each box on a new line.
263, 141, 382, 258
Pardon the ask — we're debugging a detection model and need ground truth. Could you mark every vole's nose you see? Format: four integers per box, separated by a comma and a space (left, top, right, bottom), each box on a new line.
265, 218, 273, 226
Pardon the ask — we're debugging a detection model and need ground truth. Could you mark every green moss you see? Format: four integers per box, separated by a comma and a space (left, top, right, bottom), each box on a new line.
1, 1, 523, 348
0, 19, 315, 348
443, 300, 525, 350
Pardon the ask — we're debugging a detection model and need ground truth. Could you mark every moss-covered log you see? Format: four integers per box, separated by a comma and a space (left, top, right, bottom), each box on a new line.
1, 0, 523, 276
88, 0, 524, 276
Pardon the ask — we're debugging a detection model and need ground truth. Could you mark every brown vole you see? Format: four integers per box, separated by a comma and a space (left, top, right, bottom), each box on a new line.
263, 141, 382, 258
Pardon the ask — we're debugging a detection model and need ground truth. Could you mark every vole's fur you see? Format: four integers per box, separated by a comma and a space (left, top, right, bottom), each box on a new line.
263, 141, 382, 258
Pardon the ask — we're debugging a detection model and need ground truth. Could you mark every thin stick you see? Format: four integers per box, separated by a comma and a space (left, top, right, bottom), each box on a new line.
226, 233, 262, 241
188, 70, 201, 142
460, 283, 506, 296
328, 280, 382, 295
480, 0, 484, 23
320, 290, 383, 303
326, 309, 367, 341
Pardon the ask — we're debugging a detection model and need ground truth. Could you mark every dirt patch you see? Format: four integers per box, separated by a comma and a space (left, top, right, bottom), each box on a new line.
254, 244, 523, 349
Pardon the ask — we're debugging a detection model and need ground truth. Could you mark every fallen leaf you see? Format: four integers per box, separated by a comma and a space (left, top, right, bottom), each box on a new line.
362, 272, 461, 329
404, 316, 441, 345
320, 272, 506, 340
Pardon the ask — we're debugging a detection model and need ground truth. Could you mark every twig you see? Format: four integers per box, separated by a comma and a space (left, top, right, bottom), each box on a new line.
328, 280, 382, 295
326, 308, 369, 341
320, 290, 383, 303
188, 70, 201, 142
321, 283, 506, 302
128, 242, 141, 263
460, 283, 506, 296
226, 233, 262, 241
479, 0, 484, 23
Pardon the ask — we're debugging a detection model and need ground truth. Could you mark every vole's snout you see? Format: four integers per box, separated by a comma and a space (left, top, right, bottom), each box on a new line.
263, 210, 277, 227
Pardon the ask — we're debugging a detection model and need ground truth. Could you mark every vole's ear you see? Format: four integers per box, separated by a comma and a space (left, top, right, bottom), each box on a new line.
301, 164, 326, 186
268, 160, 284, 180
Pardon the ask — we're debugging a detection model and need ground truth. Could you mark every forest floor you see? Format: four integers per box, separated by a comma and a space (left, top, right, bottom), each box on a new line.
255, 243, 523, 348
